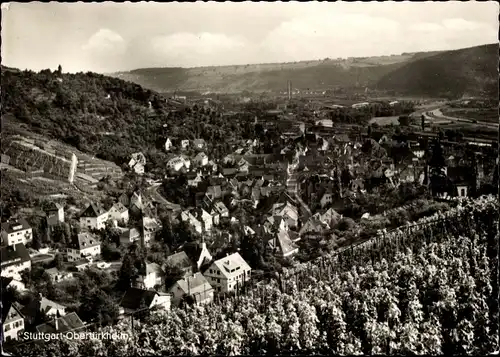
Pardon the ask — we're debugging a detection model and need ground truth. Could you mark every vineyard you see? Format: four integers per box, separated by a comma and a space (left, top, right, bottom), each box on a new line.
10, 196, 499, 356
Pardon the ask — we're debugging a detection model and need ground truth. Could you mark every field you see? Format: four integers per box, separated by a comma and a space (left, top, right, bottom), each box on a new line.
11, 196, 499, 357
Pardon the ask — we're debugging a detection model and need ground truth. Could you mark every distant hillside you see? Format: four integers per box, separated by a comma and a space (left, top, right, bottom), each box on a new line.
1, 67, 172, 166
111, 51, 443, 94
111, 44, 497, 98
375, 44, 498, 98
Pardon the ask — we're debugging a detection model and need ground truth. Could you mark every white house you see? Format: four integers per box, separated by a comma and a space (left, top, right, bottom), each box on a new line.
108, 202, 129, 224
45, 268, 74, 284
167, 156, 190, 172
213, 201, 229, 218
142, 216, 162, 246
128, 152, 146, 175
320, 193, 333, 208
67, 232, 101, 262
181, 140, 190, 150
270, 201, 299, 229
45, 202, 65, 226
165, 138, 173, 151
204, 253, 251, 294
188, 172, 204, 187
38, 296, 67, 317
120, 288, 171, 314
1, 218, 33, 246
181, 211, 203, 234
194, 152, 209, 167
79, 203, 108, 231
2, 302, 25, 342
268, 230, 299, 257
0, 244, 31, 279
136, 263, 164, 290
200, 209, 213, 232
119, 227, 142, 246
169, 272, 214, 306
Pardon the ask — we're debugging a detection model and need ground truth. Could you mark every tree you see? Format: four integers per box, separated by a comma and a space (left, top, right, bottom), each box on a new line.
428, 141, 447, 195
398, 115, 410, 127
53, 253, 64, 270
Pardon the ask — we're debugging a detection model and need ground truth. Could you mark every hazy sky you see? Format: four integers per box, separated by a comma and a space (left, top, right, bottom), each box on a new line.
2, 1, 498, 73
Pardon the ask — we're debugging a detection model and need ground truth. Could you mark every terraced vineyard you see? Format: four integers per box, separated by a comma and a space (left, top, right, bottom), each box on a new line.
11, 196, 499, 356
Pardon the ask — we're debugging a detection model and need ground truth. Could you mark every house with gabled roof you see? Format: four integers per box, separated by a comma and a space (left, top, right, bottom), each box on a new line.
165, 251, 194, 277
119, 288, 171, 314
2, 301, 25, 342
66, 232, 101, 262
165, 138, 174, 152
1, 218, 33, 247
267, 230, 299, 257
35, 312, 84, 334
79, 202, 108, 231
108, 202, 129, 224
45, 202, 64, 226
177, 239, 213, 271
299, 216, 326, 236
203, 252, 251, 293
120, 227, 142, 246
45, 267, 74, 284
169, 272, 214, 306
194, 152, 209, 167
1, 243, 31, 279
321, 208, 342, 227
142, 216, 162, 246
269, 201, 299, 229
21, 294, 67, 327
136, 262, 164, 290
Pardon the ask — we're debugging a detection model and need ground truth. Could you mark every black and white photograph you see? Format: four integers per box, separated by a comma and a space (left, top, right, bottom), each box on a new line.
1, 1, 499, 356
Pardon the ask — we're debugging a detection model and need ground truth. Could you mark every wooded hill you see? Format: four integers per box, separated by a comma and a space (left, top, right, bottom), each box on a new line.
1, 67, 173, 167
111, 44, 497, 98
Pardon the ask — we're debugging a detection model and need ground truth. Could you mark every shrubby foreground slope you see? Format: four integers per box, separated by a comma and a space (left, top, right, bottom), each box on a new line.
11, 196, 499, 356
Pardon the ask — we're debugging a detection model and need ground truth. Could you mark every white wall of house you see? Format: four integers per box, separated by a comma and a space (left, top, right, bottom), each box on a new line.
79, 213, 108, 231
67, 245, 101, 262
2, 317, 24, 342
204, 265, 251, 294
108, 209, 129, 224
137, 272, 160, 290
1, 261, 31, 279
151, 294, 171, 311
2, 228, 33, 247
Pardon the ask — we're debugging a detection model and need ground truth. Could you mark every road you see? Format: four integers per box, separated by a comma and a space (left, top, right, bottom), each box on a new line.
426, 108, 498, 129
145, 183, 182, 212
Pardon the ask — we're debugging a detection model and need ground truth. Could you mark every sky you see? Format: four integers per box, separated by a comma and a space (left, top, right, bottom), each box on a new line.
2, 1, 498, 73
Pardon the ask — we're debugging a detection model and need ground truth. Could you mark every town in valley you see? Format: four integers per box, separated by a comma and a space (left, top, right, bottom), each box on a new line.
1, 2, 499, 356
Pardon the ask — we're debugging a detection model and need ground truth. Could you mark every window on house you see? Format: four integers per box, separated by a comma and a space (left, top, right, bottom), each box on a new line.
5, 323, 10, 331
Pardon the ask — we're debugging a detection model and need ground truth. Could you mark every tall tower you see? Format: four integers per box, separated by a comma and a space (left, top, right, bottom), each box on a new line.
287, 80, 292, 101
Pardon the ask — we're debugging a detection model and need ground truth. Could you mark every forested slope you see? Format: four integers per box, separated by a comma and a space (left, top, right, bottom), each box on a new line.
1, 67, 170, 166
10, 196, 499, 356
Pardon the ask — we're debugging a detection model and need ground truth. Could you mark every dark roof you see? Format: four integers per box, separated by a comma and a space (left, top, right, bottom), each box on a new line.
1, 301, 24, 324
72, 232, 100, 250
0, 244, 31, 268
36, 312, 84, 334
1, 218, 31, 234
45, 202, 63, 212
0, 276, 13, 291
120, 288, 159, 311
166, 251, 193, 270
80, 202, 106, 218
